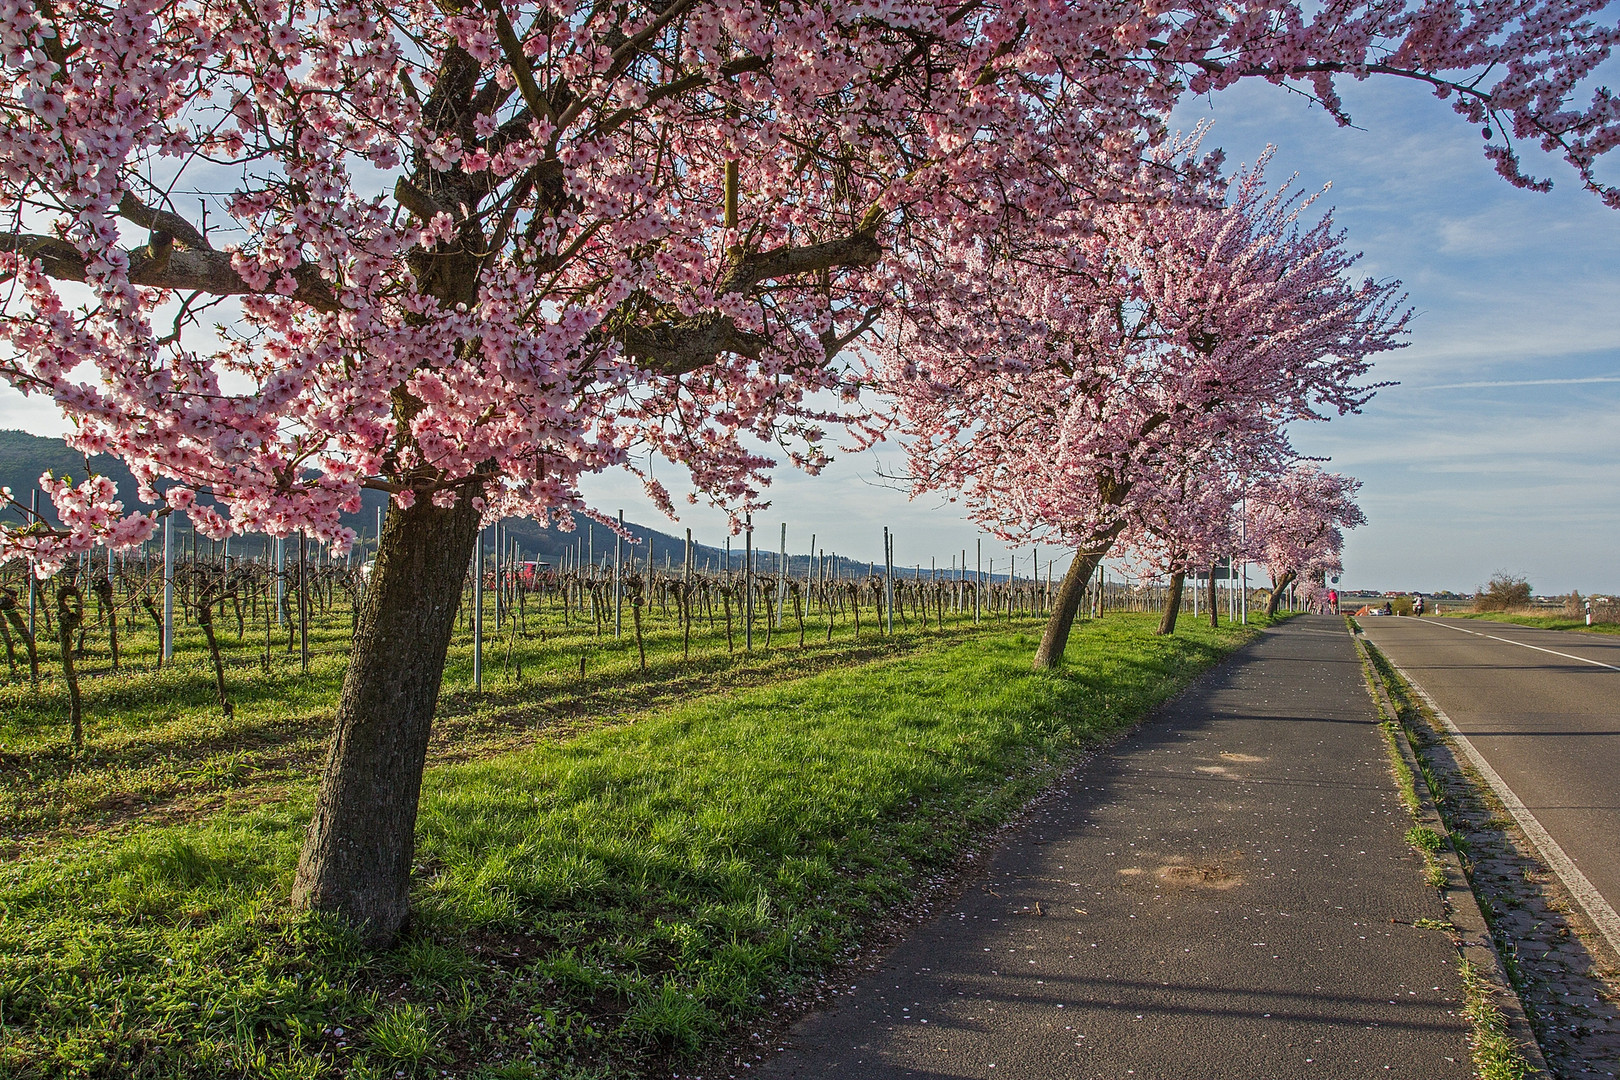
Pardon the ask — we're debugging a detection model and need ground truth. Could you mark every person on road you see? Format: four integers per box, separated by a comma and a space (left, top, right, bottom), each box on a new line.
1412, 594, 1425, 617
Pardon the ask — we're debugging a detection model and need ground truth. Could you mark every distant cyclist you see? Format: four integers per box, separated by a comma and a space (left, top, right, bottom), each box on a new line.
1412, 595, 1425, 617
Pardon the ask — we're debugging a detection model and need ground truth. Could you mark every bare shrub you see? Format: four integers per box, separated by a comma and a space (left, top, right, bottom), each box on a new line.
1473, 573, 1532, 612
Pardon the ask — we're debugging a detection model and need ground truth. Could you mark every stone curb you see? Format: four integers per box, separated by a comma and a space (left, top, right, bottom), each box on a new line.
1350, 623, 1550, 1078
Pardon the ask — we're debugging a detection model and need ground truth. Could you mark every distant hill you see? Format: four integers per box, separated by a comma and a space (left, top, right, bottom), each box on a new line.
0, 427, 147, 525
0, 429, 931, 579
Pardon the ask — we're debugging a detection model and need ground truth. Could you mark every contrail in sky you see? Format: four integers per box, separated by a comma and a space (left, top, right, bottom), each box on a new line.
1421, 375, 1620, 390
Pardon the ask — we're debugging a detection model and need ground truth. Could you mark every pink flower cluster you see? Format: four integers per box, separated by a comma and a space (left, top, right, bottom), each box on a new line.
0, 472, 156, 577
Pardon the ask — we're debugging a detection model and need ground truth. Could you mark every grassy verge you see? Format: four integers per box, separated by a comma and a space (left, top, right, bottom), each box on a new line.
1449, 612, 1620, 634
1459, 961, 1534, 1080
1, 613, 1262, 1079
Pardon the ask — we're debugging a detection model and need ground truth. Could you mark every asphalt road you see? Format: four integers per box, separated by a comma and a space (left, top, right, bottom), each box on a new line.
755, 616, 1469, 1079
1357, 615, 1620, 957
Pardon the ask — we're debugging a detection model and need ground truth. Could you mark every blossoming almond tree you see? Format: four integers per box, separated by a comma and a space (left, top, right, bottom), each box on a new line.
1246, 466, 1366, 617
1113, 449, 1259, 636
881, 159, 1408, 669
3, 0, 1617, 944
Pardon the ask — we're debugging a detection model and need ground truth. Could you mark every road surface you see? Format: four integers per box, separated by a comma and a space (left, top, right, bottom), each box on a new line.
1357, 615, 1620, 958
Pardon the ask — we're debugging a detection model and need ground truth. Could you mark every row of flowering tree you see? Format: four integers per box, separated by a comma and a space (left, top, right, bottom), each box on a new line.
4, 0, 1618, 945
877, 155, 1402, 665
1109, 463, 1366, 634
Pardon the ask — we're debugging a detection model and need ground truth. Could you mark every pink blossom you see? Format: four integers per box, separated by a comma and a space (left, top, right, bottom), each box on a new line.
0, 0, 1613, 575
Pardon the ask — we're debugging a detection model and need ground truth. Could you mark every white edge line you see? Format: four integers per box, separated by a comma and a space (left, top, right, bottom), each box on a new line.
1423, 618, 1620, 673
1379, 650, 1620, 959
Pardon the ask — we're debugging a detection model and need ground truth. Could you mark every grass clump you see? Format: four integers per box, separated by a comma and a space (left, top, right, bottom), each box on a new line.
367, 1002, 444, 1071
1, 614, 1260, 1078
1459, 960, 1534, 1080
1406, 825, 1445, 854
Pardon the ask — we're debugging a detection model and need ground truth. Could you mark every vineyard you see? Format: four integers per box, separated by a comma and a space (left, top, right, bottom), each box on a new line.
1, 539, 1285, 842
8, 0, 1607, 1070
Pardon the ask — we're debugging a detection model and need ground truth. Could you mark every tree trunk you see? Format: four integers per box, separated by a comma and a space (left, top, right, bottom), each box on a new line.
1206, 563, 1219, 628
291, 492, 481, 947
1032, 532, 1119, 671
1265, 570, 1296, 618
1156, 571, 1186, 636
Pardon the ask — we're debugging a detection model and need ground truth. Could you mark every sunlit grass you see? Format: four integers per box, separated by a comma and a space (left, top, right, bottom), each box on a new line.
0, 614, 1264, 1079
0, 597, 1020, 842
1448, 612, 1620, 634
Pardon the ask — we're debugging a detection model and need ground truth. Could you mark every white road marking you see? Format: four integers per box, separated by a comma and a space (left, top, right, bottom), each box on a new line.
1419, 618, 1620, 673
1375, 649, 1620, 959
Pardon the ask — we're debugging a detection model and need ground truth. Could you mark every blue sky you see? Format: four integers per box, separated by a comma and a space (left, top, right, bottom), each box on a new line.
1185, 78, 1620, 596
4, 71, 1617, 594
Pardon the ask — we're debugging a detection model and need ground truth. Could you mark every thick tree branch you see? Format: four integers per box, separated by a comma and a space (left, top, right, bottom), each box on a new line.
394, 177, 451, 222
716, 230, 883, 296
612, 227, 886, 374
485, 3, 560, 130
116, 193, 211, 251
0, 233, 339, 312
616, 311, 767, 375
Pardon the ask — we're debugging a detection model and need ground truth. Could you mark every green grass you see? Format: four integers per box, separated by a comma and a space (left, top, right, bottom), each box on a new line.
1449, 612, 1620, 634
1405, 824, 1445, 854
1459, 960, 1535, 1080
0, 594, 1023, 844
0, 613, 1263, 1079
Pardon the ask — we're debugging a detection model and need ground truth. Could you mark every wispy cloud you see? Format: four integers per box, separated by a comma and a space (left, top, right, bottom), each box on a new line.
1419, 375, 1620, 390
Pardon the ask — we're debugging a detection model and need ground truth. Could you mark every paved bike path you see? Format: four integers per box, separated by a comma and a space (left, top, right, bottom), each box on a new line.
756, 615, 1470, 1079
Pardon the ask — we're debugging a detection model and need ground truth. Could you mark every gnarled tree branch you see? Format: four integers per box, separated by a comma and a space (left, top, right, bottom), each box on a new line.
0, 232, 339, 312
616, 311, 768, 375
613, 227, 886, 373
717, 230, 882, 296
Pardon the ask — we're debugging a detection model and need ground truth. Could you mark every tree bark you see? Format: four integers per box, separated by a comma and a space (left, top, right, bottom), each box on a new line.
1265, 570, 1296, 618
1156, 571, 1186, 636
1031, 531, 1120, 671
291, 492, 481, 947
1206, 563, 1219, 628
